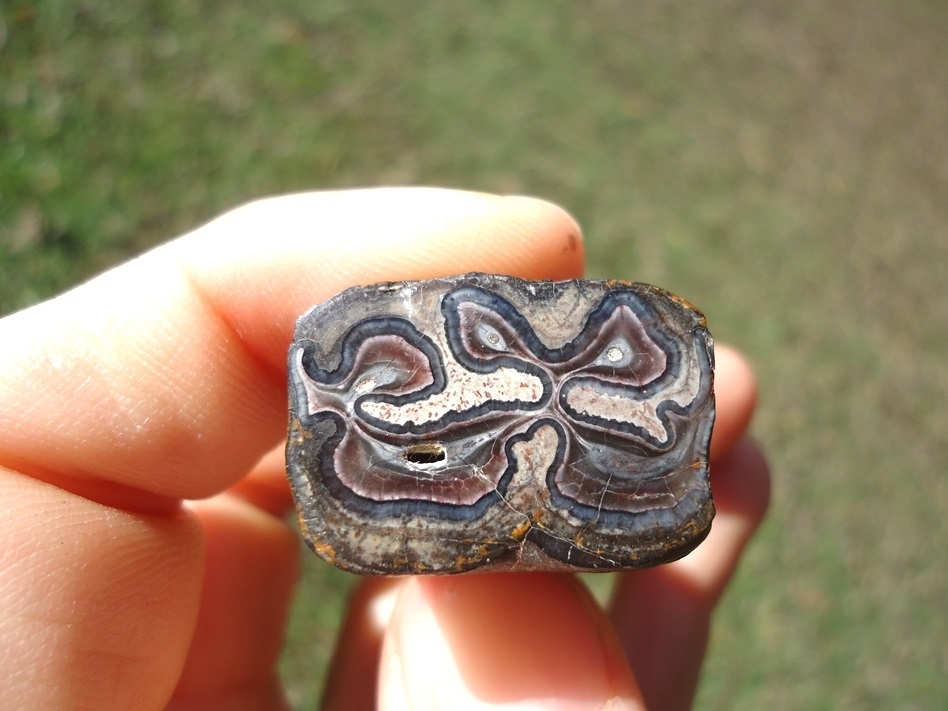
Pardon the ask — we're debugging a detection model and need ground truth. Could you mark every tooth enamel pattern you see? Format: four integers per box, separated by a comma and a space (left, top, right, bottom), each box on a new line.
286, 273, 715, 575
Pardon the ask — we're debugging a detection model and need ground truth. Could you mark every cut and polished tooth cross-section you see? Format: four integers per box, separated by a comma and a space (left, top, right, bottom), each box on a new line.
286, 273, 715, 575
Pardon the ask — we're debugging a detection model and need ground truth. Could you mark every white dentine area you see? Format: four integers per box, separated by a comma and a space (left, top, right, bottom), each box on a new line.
564, 341, 704, 443
360, 359, 544, 426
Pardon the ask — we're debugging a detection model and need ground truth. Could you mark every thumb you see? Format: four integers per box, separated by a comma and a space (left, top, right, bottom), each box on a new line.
378, 573, 644, 711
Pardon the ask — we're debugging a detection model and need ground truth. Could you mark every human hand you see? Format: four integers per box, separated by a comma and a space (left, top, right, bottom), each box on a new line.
0, 188, 768, 710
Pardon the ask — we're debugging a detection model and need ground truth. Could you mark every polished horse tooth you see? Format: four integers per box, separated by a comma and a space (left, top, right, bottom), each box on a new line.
286, 273, 715, 575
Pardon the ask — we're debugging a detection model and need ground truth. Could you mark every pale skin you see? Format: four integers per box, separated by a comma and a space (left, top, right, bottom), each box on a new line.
0, 189, 769, 711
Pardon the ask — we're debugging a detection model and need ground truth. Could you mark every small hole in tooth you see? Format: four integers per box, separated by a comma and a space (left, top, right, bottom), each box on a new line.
403, 443, 447, 465
606, 346, 624, 362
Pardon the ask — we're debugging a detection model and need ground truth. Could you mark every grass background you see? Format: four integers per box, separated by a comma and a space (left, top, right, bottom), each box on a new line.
3, 1, 947, 708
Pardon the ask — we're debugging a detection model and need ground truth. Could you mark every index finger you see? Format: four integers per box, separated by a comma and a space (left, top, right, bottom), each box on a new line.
0, 189, 584, 506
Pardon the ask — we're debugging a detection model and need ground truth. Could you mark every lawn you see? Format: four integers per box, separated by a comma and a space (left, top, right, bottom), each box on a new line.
3, 1, 947, 708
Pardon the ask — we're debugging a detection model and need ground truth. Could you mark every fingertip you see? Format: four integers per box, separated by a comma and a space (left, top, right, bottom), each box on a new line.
175, 188, 586, 370
710, 344, 758, 461
183, 189, 585, 284
662, 436, 771, 598
709, 436, 771, 537
378, 574, 642, 710
493, 194, 586, 280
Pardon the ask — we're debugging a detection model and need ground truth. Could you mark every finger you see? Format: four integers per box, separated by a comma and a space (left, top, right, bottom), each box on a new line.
608, 438, 770, 711
377, 574, 644, 711
321, 578, 402, 711
0, 189, 582, 710
174, 188, 585, 370
710, 344, 758, 461
0, 467, 203, 710
679, 437, 771, 596
226, 442, 295, 517
0, 189, 584, 506
605, 345, 768, 711
170, 494, 300, 709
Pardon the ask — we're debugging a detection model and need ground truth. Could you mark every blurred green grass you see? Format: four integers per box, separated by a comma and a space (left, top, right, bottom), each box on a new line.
3, 1, 947, 708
